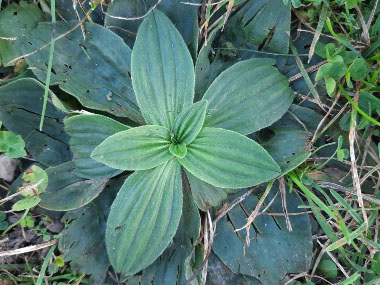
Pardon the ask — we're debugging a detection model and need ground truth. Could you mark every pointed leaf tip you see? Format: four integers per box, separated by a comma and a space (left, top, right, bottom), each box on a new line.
131, 9, 195, 129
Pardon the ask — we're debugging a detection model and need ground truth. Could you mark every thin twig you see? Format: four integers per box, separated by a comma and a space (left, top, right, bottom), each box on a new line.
7, 15, 89, 65
349, 83, 368, 229
308, 4, 327, 63
311, 91, 340, 145
317, 182, 380, 205
235, 182, 273, 246
317, 240, 349, 278
279, 177, 292, 231
185, 187, 257, 285
310, 239, 330, 278
288, 60, 327, 82
0, 239, 58, 257
0, 180, 43, 205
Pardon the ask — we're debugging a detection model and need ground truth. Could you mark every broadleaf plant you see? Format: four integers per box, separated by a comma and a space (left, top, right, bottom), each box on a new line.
88, 10, 292, 276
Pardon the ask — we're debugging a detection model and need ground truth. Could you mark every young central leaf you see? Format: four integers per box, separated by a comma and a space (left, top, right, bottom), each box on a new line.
171, 100, 208, 145
169, 143, 187, 158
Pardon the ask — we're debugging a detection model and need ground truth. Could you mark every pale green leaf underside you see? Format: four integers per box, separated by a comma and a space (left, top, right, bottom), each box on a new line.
91, 125, 172, 171
64, 114, 130, 179
106, 159, 183, 275
179, 127, 281, 188
203, 58, 294, 135
131, 9, 195, 129
172, 100, 208, 145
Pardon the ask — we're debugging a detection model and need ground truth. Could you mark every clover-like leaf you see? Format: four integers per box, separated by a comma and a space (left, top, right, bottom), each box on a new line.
18, 165, 48, 197
106, 159, 182, 275
12, 197, 41, 211
0, 130, 26, 158
64, 114, 130, 179
178, 127, 281, 188
203, 58, 294, 135
131, 10, 195, 129
172, 100, 208, 145
91, 125, 172, 171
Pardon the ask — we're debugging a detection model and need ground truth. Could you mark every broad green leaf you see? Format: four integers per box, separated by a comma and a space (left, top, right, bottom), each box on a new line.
18, 165, 48, 197
22, 21, 143, 122
258, 105, 322, 174
220, 0, 291, 54
350, 58, 368, 81
178, 127, 281, 188
207, 253, 261, 285
39, 162, 108, 211
91, 125, 172, 170
186, 170, 236, 211
194, 31, 233, 102
131, 10, 195, 129
169, 143, 187, 158
317, 259, 338, 278
0, 78, 71, 166
12, 197, 41, 211
0, 1, 43, 66
55, 0, 104, 24
260, 129, 311, 174
131, 179, 200, 284
64, 114, 130, 179
0, 131, 26, 158
172, 100, 208, 145
213, 184, 312, 284
203, 58, 294, 135
104, 0, 200, 48
106, 159, 183, 275
325, 77, 336, 96
316, 62, 347, 81
60, 180, 121, 284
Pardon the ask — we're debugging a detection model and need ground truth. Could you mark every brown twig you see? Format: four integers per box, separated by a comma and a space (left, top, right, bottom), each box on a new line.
185, 187, 257, 285
311, 91, 341, 145
0, 239, 58, 257
7, 15, 89, 65
279, 177, 292, 231
235, 182, 273, 246
349, 82, 368, 229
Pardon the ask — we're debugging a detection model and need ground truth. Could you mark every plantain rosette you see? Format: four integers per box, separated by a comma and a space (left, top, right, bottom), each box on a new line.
84, 10, 295, 276
5, 5, 302, 280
